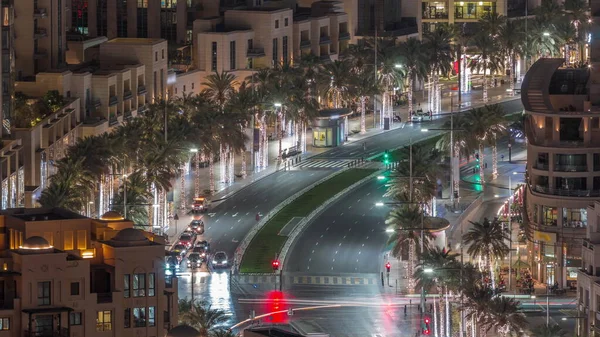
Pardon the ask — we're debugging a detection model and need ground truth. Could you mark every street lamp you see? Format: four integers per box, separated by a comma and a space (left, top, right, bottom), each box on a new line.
274, 102, 282, 108
543, 32, 551, 36
394, 64, 403, 68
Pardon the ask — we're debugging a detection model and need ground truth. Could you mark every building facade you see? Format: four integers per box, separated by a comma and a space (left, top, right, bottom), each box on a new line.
0, 208, 178, 337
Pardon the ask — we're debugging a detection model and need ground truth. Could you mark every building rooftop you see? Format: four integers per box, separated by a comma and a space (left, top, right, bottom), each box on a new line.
3, 208, 86, 221
106, 38, 166, 45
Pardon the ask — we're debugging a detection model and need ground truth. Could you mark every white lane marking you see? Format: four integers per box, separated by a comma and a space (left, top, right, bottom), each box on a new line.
335, 251, 338, 254
307, 266, 310, 270
320, 235, 324, 238
332, 258, 335, 262
238, 219, 241, 223
354, 221, 358, 224
207, 227, 212, 230
340, 212, 344, 216
348, 206, 352, 209
332, 220, 336, 223
243, 199, 247, 202
362, 214, 366, 217
232, 212, 239, 217
357, 199, 361, 202
255, 205, 258, 209
358, 251, 361, 254
246, 212, 249, 215
343, 235, 346, 239
208, 213, 216, 217
230, 226, 234, 229
326, 227, 329, 231
316, 242, 319, 245
312, 250, 315, 253
233, 206, 237, 209
215, 219, 219, 222
224, 212, 228, 215
348, 228, 352, 231
338, 243, 342, 246
366, 236, 369, 239
309, 258, 312, 262
367, 193, 371, 196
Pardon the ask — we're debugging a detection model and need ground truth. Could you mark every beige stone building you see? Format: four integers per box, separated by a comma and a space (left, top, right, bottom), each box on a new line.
0, 208, 178, 337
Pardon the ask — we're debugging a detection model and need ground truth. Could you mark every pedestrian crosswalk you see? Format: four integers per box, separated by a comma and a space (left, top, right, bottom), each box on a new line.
293, 159, 353, 169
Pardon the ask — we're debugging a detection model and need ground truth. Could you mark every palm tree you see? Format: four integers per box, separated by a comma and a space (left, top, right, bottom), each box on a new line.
554, 18, 577, 65
482, 297, 528, 337
463, 217, 509, 289
498, 20, 525, 95
178, 299, 229, 336
469, 32, 503, 103
424, 25, 453, 114
350, 68, 380, 134
386, 205, 435, 293
369, 37, 403, 124
111, 171, 151, 227
228, 82, 256, 179
398, 38, 429, 119
323, 59, 351, 108
530, 324, 567, 337
479, 12, 506, 37
563, 0, 590, 65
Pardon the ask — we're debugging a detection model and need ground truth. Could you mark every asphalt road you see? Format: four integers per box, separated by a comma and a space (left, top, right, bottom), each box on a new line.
285, 179, 389, 275
312, 99, 525, 160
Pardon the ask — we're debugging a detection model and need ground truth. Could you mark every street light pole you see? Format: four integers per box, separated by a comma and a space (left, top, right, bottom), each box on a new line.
123, 174, 128, 220
508, 174, 512, 292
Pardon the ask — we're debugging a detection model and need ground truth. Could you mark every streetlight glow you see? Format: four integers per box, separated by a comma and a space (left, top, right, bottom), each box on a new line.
543, 32, 550, 36
421, 129, 429, 132
377, 175, 385, 180
385, 228, 395, 233
424, 268, 434, 273
375, 202, 384, 207
394, 64, 403, 68
190, 148, 198, 153
274, 103, 282, 107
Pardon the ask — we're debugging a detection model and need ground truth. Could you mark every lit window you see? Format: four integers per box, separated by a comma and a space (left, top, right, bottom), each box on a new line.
133, 307, 146, 327
148, 307, 155, 327
133, 273, 145, 297
96, 311, 112, 331
0, 318, 9, 330
124, 274, 130, 298
148, 273, 155, 297
69, 313, 82, 326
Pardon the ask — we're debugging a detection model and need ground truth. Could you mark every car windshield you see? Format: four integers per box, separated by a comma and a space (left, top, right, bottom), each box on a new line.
192, 221, 203, 226
173, 245, 185, 251
189, 254, 200, 261
180, 235, 192, 241
215, 253, 226, 260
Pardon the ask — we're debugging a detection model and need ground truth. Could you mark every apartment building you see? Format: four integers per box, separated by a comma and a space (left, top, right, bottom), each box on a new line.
420, 0, 507, 33
13, 0, 67, 79
2, 0, 14, 135
576, 201, 600, 337
0, 208, 178, 337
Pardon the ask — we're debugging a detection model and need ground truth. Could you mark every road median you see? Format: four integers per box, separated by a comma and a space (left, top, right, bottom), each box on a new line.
239, 168, 377, 273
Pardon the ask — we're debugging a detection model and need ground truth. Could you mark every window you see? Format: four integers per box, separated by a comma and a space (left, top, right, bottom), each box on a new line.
284, 18, 288, 26
133, 273, 145, 297
183, 85, 186, 92
162, 49, 165, 59
148, 307, 156, 326
211, 42, 218, 71
282, 36, 288, 66
133, 307, 146, 327
70, 282, 80, 296
76, 230, 87, 249
275, 20, 279, 29
230, 41, 236, 70
96, 311, 112, 331
148, 273, 155, 297
543, 206, 558, 226
155, 51, 158, 62
37, 281, 51, 305
69, 313, 82, 326
592, 117, 600, 129
124, 274, 130, 298
0, 318, 9, 330
192, 83, 195, 90
272, 38, 278, 65
248, 39, 253, 49
124, 308, 131, 328
64, 231, 73, 250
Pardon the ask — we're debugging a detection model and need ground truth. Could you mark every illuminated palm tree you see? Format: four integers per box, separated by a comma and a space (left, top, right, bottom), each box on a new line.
350, 68, 381, 134
323, 59, 352, 108
563, 0, 590, 65
498, 20, 525, 95
469, 32, 503, 103
398, 38, 429, 119
530, 324, 567, 337
424, 25, 453, 114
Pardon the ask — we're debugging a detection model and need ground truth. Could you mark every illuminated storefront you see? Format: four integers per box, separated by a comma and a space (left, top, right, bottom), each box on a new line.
311, 109, 352, 148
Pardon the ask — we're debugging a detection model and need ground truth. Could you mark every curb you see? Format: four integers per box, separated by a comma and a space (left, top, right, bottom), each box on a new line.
232, 168, 349, 273
280, 169, 383, 270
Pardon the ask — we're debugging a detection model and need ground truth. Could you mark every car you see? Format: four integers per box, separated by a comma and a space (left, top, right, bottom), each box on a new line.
188, 220, 205, 235
195, 240, 209, 250
171, 244, 187, 256
187, 253, 202, 269
182, 229, 197, 239
191, 197, 209, 213
178, 233, 195, 248
212, 251, 228, 268
192, 246, 208, 259
165, 255, 180, 275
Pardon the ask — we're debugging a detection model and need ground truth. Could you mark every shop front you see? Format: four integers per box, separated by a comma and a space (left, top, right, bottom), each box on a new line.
311, 109, 352, 148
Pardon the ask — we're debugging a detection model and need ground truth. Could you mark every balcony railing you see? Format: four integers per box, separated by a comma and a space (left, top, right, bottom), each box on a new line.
554, 164, 588, 172
247, 48, 266, 57
109, 115, 118, 126
423, 12, 449, 19
34, 28, 47, 39
339, 31, 351, 41
319, 35, 331, 45
108, 96, 118, 106
299, 40, 311, 49
532, 184, 600, 197
137, 85, 147, 95
123, 90, 133, 100
534, 162, 549, 170
33, 8, 47, 18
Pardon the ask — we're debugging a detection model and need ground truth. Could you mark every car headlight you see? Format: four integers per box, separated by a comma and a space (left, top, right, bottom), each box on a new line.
212, 260, 218, 264
166, 270, 173, 276
224, 260, 228, 264
175, 264, 180, 269
187, 227, 191, 230
166, 263, 170, 268
201, 253, 206, 257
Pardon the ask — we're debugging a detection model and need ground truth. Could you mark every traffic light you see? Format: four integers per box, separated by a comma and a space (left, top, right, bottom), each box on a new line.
272, 260, 280, 271
422, 315, 431, 335
383, 150, 390, 164
475, 153, 480, 161
424, 316, 430, 324
385, 262, 391, 272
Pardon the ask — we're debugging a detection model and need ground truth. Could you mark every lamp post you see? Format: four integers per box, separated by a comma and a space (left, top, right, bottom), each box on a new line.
274, 103, 283, 162
190, 148, 199, 199
123, 174, 128, 219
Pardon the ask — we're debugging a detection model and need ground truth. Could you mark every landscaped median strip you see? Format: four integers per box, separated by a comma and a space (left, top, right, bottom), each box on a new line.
239, 168, 377, 273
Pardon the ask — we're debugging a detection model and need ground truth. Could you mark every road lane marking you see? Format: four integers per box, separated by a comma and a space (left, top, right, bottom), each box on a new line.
338, 243, 342, 246
243, 199, 247, 202
315, 242, 319, 245
358, 251, 361, 254
238, 219, 241, 222
366, 193, 371, 196
232, 212, 238, 217
320, 235, 323, 238
215, 219, 219, 222
343, 235, 346, 239
312, 250, 314, 253
326, 227, 329, 231
245, 212, 249, 215
332, 220, 336, 223
366, 236, 369, 239
348, 206, 352, 209
354, 221, 358, 224
230, 226, 234, 229
335, 251, 338, 254
208, 213, 216, 217
340, 212, 344, 216
332, 258, 335, 262
224, 212, 228, 215
357, 199, 361, 202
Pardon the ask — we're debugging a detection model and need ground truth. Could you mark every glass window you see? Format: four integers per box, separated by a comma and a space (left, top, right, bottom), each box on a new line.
37, 281, 51, 305
133, 273, 145, 297
275, 20, 279, 29
543, 206, 558, 226
155, 51, 158, 62
148, 306, 155, 327
282, 36, 288, 66
133, 307, 146, 327
69, 313, 82, 326
76, 230, 87, 249
124, 308, 131, 328
124, 274, 130, 298
148, 273, 155, 297
563, 208, 587, 228
96, 311, 112, 331
162, 49, 165, 59
284, 18, 288, 26
230, 41, 236, 70
211, 42, 218, 71
0, 318, 9, 330
70, 282, 80, 296
272, 38, 278, 65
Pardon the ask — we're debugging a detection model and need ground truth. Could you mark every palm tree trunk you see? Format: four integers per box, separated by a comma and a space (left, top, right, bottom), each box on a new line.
179, 165, 186, 209
219, 144, 226, 183
482, 63, 489, 103
453, 143, 460, 200
509, 53, 516, 96
488, 255, 497, 290
408, 240, 415, 293
408, 72, 413, 119
302, 122, 307, 152
263, 115, 269, 168
277, 112, 283, 162
434, 75, 440, 113
478, 142, 485, 184
564, 44, 570, 65
209, 154, 215, 193
445, 288, 451, 337
195, 152, 200, 197
360, 96, 366, 134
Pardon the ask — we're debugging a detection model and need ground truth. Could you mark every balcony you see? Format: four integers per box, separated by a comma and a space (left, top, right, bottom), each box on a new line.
124, 110, 133, 119
33, 49, 48, 59
423, 12, 449, 19
247, 48, 266, 58
137, 85, 147, 95
534, 162, 549, 170
108, 96, 118, 106
123, 90, 133, 100
554, 164, 588, 172
33, 8, 47, 18
300, 40, 311, 49
319, 35, 331, 45
34, 28, 47, 39
532, 184, 600, 197
320, 54, 332, 62
339, 32, 351, 41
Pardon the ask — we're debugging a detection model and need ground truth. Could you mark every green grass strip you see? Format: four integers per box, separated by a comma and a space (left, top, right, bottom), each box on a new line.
240, 168, 377, 273
373, 134, 442, 163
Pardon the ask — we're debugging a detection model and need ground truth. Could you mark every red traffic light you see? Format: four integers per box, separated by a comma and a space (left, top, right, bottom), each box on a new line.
385, 262, 391, 272
423, 329, 430, 335
424, 317, 430, 324
272, 260, 280, 270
